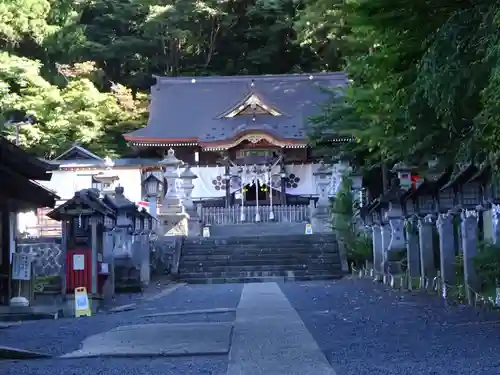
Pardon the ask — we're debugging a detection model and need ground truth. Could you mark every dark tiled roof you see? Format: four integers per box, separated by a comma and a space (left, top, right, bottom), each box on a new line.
125, 73, 348, 144
56, 157, 160, 169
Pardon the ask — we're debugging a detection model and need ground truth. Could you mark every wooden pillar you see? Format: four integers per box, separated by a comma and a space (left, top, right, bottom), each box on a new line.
225, 164, 231, 207
0, 206, 11, 305
280, 151, 287, 205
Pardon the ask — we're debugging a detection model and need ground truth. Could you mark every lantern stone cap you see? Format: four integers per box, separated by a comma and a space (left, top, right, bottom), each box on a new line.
94, 169, 119, 181
102, 185, 137, 211
180, 165, 198, 179
158, 148, 183, 167
143, 173, 162, 183
314, 160, 332, 175
391, 162, 416, 173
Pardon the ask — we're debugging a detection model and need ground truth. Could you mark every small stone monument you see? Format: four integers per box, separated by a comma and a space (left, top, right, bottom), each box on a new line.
157, 148, 189, 236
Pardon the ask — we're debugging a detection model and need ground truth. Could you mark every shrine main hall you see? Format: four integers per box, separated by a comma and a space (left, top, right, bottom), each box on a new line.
124, 73, 350, 210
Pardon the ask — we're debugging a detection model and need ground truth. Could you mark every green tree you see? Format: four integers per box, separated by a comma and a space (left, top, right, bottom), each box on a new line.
309, 0, 500, 171
0, 53, 146, 158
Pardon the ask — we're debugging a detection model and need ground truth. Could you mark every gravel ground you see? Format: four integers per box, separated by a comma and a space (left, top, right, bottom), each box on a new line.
0, 357, 228, 375
0, 283, 242, 357
3, 279, 500, 375
280, 278, 500, 375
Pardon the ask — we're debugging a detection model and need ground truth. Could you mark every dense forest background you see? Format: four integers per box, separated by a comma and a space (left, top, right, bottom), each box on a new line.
1, 0, 500, 171
0, 0, 348, 158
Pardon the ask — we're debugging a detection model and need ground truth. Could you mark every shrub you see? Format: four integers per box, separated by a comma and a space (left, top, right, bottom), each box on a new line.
473, 242, 500, 291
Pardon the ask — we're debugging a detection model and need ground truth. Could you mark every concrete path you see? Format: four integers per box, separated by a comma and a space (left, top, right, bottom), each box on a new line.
2, 279, 500, 375
227, 283, 335, 375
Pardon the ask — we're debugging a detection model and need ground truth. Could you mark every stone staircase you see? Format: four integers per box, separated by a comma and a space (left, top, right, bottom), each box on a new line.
208, 222, 306, 237
178, 231, 346, 284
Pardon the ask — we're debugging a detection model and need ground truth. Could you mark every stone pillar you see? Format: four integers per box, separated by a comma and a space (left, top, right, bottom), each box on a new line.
311, 161, 332, 233
418, 214, 436, 279
437, 212, 456, 288
180, 165, 200, 237
461, 210, 479, 304
491, 204, 500, 244
380, 222, 391, 273
372, 224, 383, 280
405, 216, 421, 280
102, 226, 115, 305
147, 194, 158, 221
384, 204, 406, 273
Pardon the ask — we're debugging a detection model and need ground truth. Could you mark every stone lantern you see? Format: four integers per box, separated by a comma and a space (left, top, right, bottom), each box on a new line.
313, 160, 332, 209
158, 148, 184, 214
157, 148, 190, 236
179, 164, 198, 210
180, 165, 201, 236
94, 156, 119, 195
143, 173, 162, 220
311, 160, 333, 233
392, 162, 413, 190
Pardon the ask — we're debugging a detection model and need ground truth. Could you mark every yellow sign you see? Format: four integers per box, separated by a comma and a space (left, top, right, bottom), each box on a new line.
202, 227, 210, 238
305, 223, 313, 235
74, 287, 92, 317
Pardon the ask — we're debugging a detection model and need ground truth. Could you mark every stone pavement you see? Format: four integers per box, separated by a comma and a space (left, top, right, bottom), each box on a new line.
1, 279, 500, 375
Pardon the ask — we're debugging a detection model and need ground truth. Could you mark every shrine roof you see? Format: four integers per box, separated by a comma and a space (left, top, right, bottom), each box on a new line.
124, 72, 348, 147
0, 136, 58, 181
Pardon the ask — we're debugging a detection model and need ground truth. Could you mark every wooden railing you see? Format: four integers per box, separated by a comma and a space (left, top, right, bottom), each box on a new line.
199, 204, 310, 225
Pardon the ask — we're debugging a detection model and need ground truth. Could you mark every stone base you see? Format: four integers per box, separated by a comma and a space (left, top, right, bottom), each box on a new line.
384, 249, 406, 274
310, 215, 331, 233
158, 212, 189, 236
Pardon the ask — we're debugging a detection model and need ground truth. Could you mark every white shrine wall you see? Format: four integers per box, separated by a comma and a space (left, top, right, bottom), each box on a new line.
35, 166, 142, 204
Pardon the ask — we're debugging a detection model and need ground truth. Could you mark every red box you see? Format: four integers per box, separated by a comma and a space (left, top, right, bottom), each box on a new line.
66, 249, 93, 294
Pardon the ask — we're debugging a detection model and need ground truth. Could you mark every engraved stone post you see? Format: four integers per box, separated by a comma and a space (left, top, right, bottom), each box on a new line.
380, 222, 391, 273
461, 210, 479, 304
418, 214, 436, 279
384, 203, 406, 273
492, 204, 500, 244
405, 215, 421, 280
311, 161, 332, 233
372, 224, 383, 281
436, 212, 456, 287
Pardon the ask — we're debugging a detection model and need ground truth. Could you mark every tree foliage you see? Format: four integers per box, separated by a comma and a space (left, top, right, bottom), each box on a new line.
308, 0, 500, 172
5, 0, 498, 167
0, 0, 347, 157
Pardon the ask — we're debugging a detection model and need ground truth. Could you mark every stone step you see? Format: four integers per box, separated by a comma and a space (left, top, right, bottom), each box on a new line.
208, 223, 308, 237
180, 274, 344, 284
182, 244, 338, 256
184, 234, 337, 246
181, 254, 341, 263
180, 268, 342, 279
179, 263, 339, 273
182, 242, 338, 252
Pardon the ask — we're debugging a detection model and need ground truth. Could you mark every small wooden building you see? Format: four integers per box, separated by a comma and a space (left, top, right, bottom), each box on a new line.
0, 137, 58, 305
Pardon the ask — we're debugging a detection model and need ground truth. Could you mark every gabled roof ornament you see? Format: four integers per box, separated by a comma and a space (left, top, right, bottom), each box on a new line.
222, 93, 283, 118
